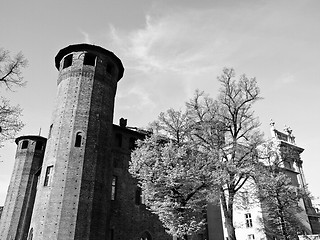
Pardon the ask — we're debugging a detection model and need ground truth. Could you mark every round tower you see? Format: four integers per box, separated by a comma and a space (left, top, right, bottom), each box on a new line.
28, 44, 124, 240
0, 135, 46, 240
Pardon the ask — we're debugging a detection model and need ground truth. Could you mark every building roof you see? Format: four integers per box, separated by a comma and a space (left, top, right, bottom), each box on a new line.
55, 43, 124, 81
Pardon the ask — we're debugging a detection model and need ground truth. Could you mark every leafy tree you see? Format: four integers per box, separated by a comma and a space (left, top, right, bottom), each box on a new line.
186, 68, 263, 240
130, 68, 264, 240
129, 109, 219, 239
0, 48, 27, 147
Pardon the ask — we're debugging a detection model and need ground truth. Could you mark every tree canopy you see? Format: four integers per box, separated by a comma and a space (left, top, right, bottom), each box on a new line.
129, 68, 309, 240
130, 110, 219, 239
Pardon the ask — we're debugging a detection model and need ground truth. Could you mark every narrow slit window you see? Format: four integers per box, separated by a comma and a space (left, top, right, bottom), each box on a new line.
63, 54, 73, 69
135, 187, 142, 205
21, 140, 29, 149
83, 53, 96, 66
110, 228, 114, 240
115, 134, 122, 148
75, 132, 83, 147
111, 176, 117, 200
48, 124, 53, 138
44, 165, 54, 186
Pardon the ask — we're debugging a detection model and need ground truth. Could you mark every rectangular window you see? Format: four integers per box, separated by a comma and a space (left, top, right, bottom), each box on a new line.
111, 176, 117, 200
35, 141, 43, 151
21, 140, 29, 149
83, 53, 96, 66
248, 234, 255, 240
44, 165, 54, 186
245, 213, 253, 228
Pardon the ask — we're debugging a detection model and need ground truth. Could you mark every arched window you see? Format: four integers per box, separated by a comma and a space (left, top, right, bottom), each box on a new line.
83, 53, 96, 66
140, 231, 152, 240
21, 140, 29, 149
63, 54, 73, 69
27, 228, 33, 240
75, 132, 83, 147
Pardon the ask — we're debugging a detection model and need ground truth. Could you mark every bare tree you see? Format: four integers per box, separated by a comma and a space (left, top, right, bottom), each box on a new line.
0, 48, 27, 90
0, 48, 27, 147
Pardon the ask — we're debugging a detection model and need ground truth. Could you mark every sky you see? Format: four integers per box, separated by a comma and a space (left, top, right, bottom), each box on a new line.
0, 0, 319, 205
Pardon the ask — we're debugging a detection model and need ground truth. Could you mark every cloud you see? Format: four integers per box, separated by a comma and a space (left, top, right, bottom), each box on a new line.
274, 73, 296, 89
79, 29, 91, 44
107, 8, 260, 126
105, 2, 319, 127
108, 11, 227, 75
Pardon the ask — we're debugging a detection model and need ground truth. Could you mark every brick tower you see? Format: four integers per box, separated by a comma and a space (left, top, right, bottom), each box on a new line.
0, 135, 46, 240
28, 44, 124, 240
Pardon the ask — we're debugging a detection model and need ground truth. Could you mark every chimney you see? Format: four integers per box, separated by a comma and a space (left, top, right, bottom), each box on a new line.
119, 118, 127, 128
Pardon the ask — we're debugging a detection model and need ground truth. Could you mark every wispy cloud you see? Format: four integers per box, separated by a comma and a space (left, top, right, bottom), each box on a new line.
105, 1, 319, 127
108, 10, 228, 75
79, 29, 91, 44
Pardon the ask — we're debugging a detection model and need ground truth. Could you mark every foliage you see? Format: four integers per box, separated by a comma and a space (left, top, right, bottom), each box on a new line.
186, 68, 263, 240
130, 68, 264, 239
130, 110, 219, 239
0, 48, 27, 147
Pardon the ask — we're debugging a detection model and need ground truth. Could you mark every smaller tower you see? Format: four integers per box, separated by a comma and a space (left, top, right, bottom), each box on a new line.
0, 135, 46, 240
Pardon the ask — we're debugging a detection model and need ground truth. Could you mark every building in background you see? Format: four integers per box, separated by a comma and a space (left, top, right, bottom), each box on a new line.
221, 122, 320, 240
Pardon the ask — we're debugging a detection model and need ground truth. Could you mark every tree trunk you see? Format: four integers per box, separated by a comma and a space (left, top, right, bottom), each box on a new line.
220, 189, 237, 240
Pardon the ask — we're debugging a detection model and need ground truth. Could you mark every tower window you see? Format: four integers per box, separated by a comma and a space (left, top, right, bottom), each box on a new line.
48, 124, 53, 138
83, 53, 96, 66
110, 228, 114, 240
21, 140, 29, 149
245, 213, 253, 228
35, 141, 43, 151
106, 63, 113, 75
44, 165, 54, 186
75, 132, 83, 147
63, 54, 73, 69
135, 187, 145, 205
111, 176, 117, 200
135, 187, 142, 205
